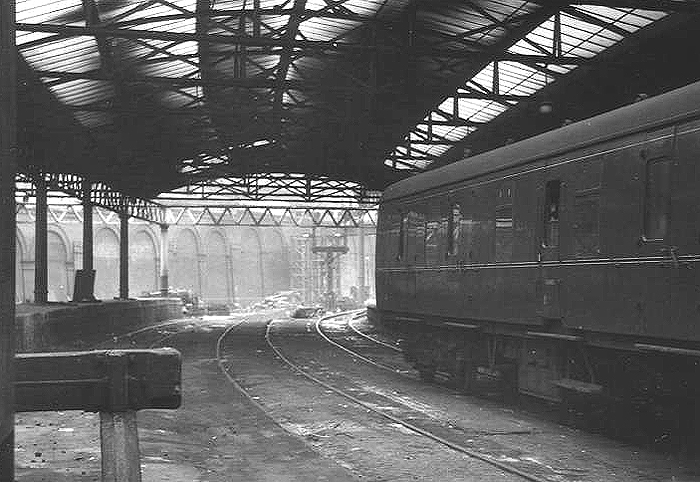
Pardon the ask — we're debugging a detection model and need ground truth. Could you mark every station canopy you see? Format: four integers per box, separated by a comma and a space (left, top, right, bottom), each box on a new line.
14, 1, 700, 210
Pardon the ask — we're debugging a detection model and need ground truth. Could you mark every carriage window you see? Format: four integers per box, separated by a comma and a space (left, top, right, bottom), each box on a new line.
495, 205, 513, 262
398, 213, 408, 260
544, 180, 561, 247
644, 158, 671, 240
425, 219, 440, 265
447, 203, 462, 257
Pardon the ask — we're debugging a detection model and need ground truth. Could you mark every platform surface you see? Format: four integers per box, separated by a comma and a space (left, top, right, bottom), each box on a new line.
14, 312, 358, 482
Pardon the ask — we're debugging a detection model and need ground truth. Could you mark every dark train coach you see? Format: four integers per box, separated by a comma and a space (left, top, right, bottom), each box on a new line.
375, 81, 700, 414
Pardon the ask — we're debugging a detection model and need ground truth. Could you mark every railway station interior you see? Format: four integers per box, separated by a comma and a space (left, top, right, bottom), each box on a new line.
3, 2, 700, 481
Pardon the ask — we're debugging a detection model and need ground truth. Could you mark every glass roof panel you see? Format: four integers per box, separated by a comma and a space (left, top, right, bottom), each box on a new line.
74, 111, 112, 129
46, 78, 114, 105
16, 31, 56, 47
298, 17, 361, 42
12, 0, 675, 190
22, 36, 101, 73
17, 0, 83, 24
388, 7, 666, 171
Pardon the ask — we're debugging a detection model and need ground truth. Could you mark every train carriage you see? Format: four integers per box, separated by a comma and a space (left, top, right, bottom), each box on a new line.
375, 80, 700, 419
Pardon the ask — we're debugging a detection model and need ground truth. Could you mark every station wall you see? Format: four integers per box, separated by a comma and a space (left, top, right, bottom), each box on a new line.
15, 206, 291, 306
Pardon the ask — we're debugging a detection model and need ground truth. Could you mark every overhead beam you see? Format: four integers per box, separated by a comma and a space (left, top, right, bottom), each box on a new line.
534, 0, 700, 12
17, 172, 165, 224
16, 22, 635, 66
273, 0, 307, 139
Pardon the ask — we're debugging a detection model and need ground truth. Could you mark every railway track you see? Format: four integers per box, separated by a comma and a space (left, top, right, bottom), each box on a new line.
304, 311, 693, 482
92, 312, 694, 482
267, 311, 584, 482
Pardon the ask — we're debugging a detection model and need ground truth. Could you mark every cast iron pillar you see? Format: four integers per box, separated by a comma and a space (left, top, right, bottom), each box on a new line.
159, 223, 169, 295
119, 212, 129, 299
34, 175, 48, 303
0, 0, 17, 478
357, 226, 366, 302
76, 179, 96, 301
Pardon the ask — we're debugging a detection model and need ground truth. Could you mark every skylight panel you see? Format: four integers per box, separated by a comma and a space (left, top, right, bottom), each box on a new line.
74, 111, 112, 129
141, 62, 199, 78
133, 16, 196, 33
306, 0, 331, 11
160, 90, 200, 109
24, 36, 101, 73
16, 31, 56, 48
17, 0, 83, 24
299, 17, 359, 42
167, 40, 199, 57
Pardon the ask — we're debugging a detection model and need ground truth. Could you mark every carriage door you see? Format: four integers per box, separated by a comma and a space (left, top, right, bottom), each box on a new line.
538, 178, 563, 320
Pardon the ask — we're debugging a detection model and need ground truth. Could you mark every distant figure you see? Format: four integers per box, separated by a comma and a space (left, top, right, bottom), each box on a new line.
562, 119, 573, 126
634, 93, 649, 103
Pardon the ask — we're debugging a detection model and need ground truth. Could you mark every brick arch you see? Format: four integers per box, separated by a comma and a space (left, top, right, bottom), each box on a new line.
15, 230, 27, 302
94, 226, 120, 300
233, 228, 263, 306
130, 228, 158, 296
47, 228, 70, 302
202, 229, 231, 305
261, 229, 290, 296
170, 228, 201, 295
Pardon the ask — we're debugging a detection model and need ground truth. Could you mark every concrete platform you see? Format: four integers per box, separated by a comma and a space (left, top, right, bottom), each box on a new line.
15, 299, 183, 352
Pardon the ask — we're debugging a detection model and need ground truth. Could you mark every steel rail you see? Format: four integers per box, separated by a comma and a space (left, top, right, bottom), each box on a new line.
347, 313, 403, 353
265, 312, 551, 482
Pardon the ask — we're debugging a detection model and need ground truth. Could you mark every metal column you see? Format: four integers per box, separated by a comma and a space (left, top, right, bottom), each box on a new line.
0, 0, 17, 477
76, 179, 96, 301
34, 175, 47, 303
357, 226, 366, 302
159, 223, 169, 295
119, 212, 129, 299
82, 180, 93, 273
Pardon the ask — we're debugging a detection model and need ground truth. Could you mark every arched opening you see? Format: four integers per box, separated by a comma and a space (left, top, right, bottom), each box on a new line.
170, 229, 200, 295
234, 228, 262, 306
47, 231, 69, 302
94, 228, 119, 300
262, 230, 290, 296
16, 236, 25, 303
204, 231, 230, 305
130, 230, 157, 296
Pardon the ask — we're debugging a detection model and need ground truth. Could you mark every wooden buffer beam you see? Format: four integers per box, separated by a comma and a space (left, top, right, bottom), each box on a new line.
15, 348, 182, 482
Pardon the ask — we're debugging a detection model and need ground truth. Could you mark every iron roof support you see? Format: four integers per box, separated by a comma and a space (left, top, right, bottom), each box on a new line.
0, 0, 16, 475
273, 0, 307, 141
33, 174, 48, 304
19, 172, 165, 224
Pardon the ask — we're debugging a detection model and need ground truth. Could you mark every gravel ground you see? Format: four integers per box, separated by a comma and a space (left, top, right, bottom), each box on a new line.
237, 313, 700, 482
14, 311, 700, 482
15, 312, 358, 482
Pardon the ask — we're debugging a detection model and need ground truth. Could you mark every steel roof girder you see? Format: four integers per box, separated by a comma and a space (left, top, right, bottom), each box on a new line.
24, 171, 165, 223
539, 0, 700, 12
